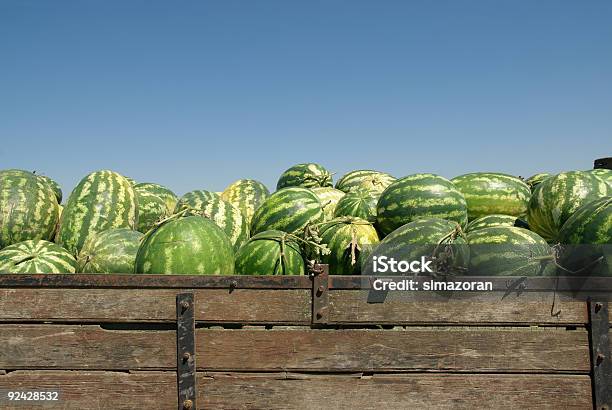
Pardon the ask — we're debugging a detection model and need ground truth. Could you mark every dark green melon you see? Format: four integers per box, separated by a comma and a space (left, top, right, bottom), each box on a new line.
37, 174, 62, 203
466, 214, 528, 233
451, 172, 531, 220
334, 190, 378, 223
276, 163, 333, 189
0, 239, 77, 273
376, 173, 468, 236
57, 170, 138, 255
221, 179, 270, 226
527, 171, 610, 242
311, 187, 345, 221
234, 230, 305, 275
135, 215, 234, 275
77, 228, 143, 273
250, 187, 324, 235
467, 226, 554, 276
335, 170, 396, 195
0, 169, 59, 248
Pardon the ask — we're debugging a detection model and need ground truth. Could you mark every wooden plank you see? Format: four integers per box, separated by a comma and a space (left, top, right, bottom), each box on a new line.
0, 371, 592, 409
0, 325, 590, 372
0, 288, 311, 324
328, 290, 588, 325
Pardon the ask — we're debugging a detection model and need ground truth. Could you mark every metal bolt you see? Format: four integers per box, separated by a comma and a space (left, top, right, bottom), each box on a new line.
597, 353, 605, 365
181, 301, 190, 310
595, 302, 603, 313
183, 399, 193, 409
182, 352, 191, 362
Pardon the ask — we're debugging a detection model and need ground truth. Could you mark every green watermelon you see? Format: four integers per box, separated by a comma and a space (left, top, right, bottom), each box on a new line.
134, 189, 167, 233
175, 190, 248, 250
124, 176, 137, 186
376, 173, 468, 236
319, 217, 379, 275
467, 226, 554, 276
527, 171, 611, 242
466, 214, 528, 233
0, 169, 59, 248
57, 170, 138, 255
0, 239, 77, 273
335, 170, 396, 195
525, 173, 552, 192
77, 228, 144, 273
234, 230, 305, 275
311, 187, 345, 221
250, 187, 324, 235
37, 174, 62, 203
362, 218, 469, 275
221, 179, 270, 226
558, 197, 611, 276
334, 190, 378, 223
134, 183, 178, 215
135, 215, 234, 275
451, 173, 531, 220
276, 163, 333, 189
589, 169, 612, 187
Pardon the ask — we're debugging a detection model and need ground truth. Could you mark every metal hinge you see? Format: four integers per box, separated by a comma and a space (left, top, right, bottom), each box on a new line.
177, 293, 197, 410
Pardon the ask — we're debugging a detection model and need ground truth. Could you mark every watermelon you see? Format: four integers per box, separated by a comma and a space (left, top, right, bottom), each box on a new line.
467, 226, 554, 276
0, 169, 59, 248
466, 214, 528, 233
589, 169, 612, 187
234, 230, 305, 275
362, 218, 469, 276
124, 176, 137, 186
525, 173, 551, 192
221, 179, 270, 226
0, 239, 77, 273
319, 217, 379, 275
311, 187, 345, 221
451, 173, 531, 220
376, 173, 468, 236
135, 215, 234, 275
57, 170, 138, 255
558, 197, 611, 276
527, 171, 611, 242
250, 187, 324, 235
175, 190, 248, 250
37, 174, 62, 203
335, 170, 396, 195
334, 190, 378, 223
134, 183, 178, 215
134, 184, 175, 233
77, 228, 144, 273
276, 163, 333, 190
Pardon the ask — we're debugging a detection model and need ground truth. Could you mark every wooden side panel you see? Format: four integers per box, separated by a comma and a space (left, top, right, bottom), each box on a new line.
328, 290, 588, 325
0, 371, 592, 410
0, 325, 590, 372
0, 288, 311, 324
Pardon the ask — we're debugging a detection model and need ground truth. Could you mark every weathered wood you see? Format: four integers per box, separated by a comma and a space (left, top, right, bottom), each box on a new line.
0, 325, 590, 372
0, 288, 311, 324
0, 371, 592, 409
328, 290, 588, 325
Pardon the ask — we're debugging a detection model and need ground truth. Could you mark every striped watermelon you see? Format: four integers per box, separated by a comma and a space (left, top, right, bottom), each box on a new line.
0, 169, 59, 248
276, 163, 333, 190
376, 173, 468, 236
77, 228, 144, 273
311, 187, 345, 221
335, 170, 396, 195
250, 187, 324, 235
135, 215, 234, 275
37, 174, 62, 203
124, 176, 137, 186
589, 169, 612, 187
0, 239, 77, 273
451, 173, 531, 220
134, 183, 178, 215
134, 183, 177, 233
175, 190, 248, 250
221, 179, 270, 226
57, 170, 138, 255
334, 190, 378, 223
466, 214, 528, 233
525, 173, 552, 192
319, 217, 379, 275
467, 226, 554, 276
558, 197, 611, 276
234, 230, 305, 275
362, 218, 469, 276
527, 171, 611, 242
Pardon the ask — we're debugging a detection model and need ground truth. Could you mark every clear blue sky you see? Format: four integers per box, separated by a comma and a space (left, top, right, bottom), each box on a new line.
1, 1, 610, 197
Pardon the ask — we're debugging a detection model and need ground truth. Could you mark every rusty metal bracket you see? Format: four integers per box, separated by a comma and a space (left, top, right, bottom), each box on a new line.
311, 264, 329, 326
587, 299, 611, 410
177, 293, 197, 410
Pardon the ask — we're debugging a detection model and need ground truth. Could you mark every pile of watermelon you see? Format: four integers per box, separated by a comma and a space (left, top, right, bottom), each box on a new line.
0, 163, 610, 276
